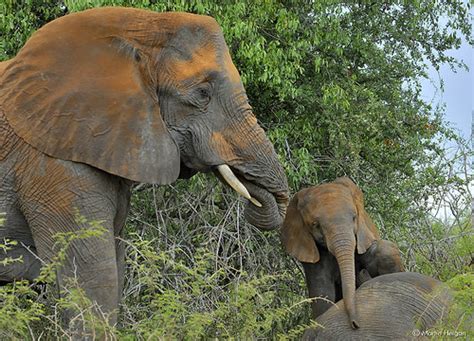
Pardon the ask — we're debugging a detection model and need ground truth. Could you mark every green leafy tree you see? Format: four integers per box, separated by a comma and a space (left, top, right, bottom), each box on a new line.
0, 0, 66, 60
1, 0, 472, 337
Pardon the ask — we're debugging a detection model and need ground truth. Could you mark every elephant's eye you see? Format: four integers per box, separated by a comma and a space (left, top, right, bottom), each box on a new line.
195, 85, 211, 107
199, 87, 210, 98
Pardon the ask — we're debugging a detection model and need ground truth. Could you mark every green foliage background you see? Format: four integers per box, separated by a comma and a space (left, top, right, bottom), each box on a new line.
0, 0, 472, 338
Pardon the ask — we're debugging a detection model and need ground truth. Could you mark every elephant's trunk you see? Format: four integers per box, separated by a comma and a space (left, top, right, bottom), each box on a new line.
241, 178, 288, 230
220, 117, 289, 231
214, 168, 288, 230
331, 235, 360, 329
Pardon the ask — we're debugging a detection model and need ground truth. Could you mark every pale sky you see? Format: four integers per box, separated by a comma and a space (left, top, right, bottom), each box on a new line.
421, 10, 473, 141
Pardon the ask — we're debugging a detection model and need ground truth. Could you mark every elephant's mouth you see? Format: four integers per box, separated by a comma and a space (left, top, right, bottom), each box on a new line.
178, 157, 288, 230
213, 164, 288, 230
178, 161, 198, 179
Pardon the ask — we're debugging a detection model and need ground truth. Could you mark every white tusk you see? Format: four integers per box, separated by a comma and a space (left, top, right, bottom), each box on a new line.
217, 164, 251, 200
216, 165, 263, 208
249, 197, 263, 208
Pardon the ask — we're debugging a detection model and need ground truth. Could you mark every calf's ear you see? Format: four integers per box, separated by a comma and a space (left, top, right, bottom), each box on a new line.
281, 192, 320, 263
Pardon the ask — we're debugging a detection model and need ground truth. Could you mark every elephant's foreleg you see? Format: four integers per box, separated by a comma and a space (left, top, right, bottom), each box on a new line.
15, 155, 124, 327
115, 237, 126, 301
30, 217, 120, 327
113, 180, 131, 305
302, 261, 338, 319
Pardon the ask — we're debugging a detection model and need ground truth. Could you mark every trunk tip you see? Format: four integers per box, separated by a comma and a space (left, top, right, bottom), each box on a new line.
351, 318, 360, 329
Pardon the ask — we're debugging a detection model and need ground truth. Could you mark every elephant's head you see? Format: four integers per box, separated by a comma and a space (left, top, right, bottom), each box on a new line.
0, 7, 288, 230
363, 239, 404, 277
281, 177, 379, 329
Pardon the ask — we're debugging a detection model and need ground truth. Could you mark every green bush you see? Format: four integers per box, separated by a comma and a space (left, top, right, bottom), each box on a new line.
0, 217, 112, 339
1, 0, 472, 338
0, 215, 310, 339
119, 234, 310, 339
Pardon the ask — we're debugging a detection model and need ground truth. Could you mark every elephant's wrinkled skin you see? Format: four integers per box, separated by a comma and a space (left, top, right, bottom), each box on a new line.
0, 7, 288, 325
281, 177, 403, 328
356, 239, 404, 286
302, 272, 452, 340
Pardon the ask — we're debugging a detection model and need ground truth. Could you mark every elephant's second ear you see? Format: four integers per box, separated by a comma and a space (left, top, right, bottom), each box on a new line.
1, 10, 180, 184
356, 210, 380, 254
281, 193, 320, 263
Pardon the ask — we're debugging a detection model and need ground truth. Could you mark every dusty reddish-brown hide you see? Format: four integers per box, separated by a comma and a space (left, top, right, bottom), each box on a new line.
0, 7, 292, 329
0, 8, 232, 184
334, 177, 380, 252
280, 177, 385, 329
281, 177, 380, 263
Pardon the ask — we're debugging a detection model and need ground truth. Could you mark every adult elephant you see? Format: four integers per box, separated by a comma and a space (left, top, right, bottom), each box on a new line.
0, 7, 289, 325
281, 177, 403, 328
302, 272, 453, 340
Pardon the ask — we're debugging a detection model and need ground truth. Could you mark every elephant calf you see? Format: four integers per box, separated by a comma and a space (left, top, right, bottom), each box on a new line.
302, 272, 453, 341
356, 239, 404, 286
281, 177, 404, 328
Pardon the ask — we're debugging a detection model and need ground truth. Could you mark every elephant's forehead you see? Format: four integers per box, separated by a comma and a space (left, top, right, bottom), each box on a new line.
166, 37, 241, 85
169, 44, 219, 82
301, 187, 356, 221
305, 185, 354, 207
168, 46, 241, 86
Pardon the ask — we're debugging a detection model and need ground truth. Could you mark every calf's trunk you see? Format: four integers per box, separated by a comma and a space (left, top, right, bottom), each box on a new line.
332, 238, 360, 329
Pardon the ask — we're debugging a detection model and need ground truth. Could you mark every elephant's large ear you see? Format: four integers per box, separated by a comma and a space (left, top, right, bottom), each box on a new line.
0, 9, 180, 184
281, 191, 320, 263
334, 177, 380, 254
355, 213, 378, 254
